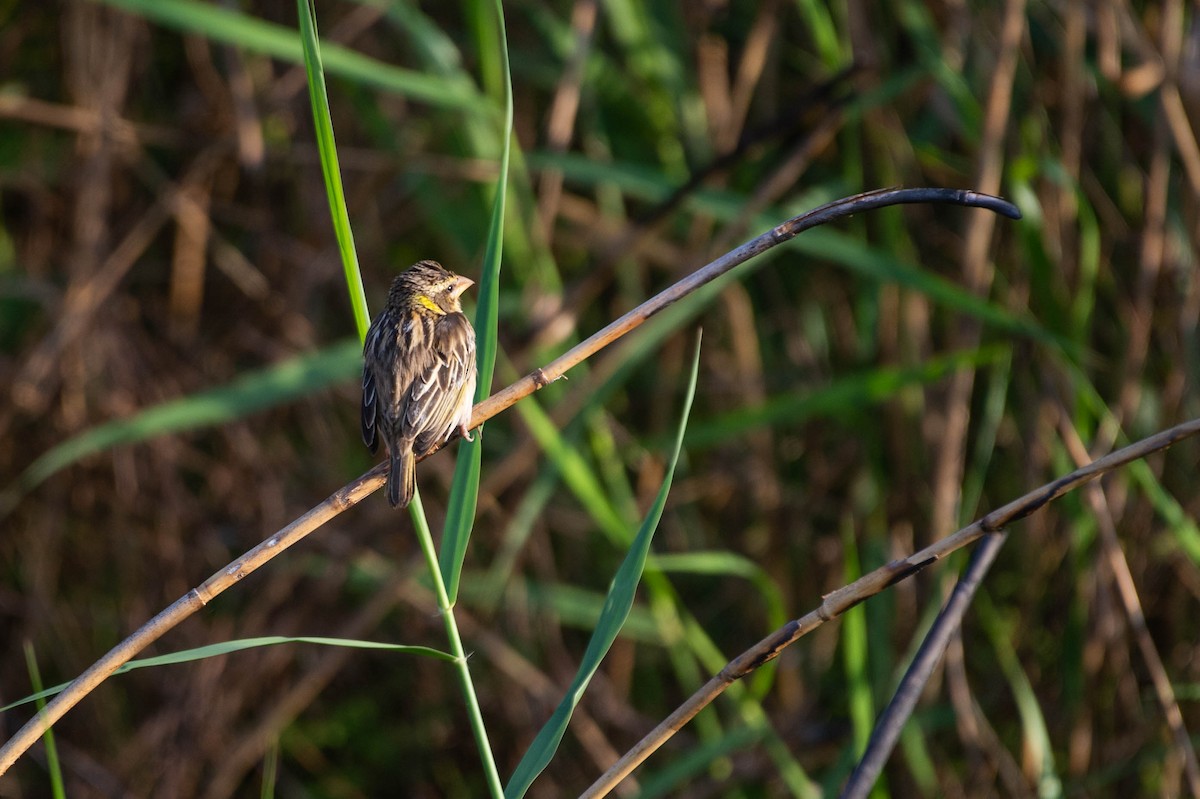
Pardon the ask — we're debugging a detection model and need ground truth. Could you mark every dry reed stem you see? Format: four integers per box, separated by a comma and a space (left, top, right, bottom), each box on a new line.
930, 0, 1024, 542
581, 416, 1200, 799
929, 3, 1024, 776
535, 0, 596, 239
8, 145, 227, 418
0, 186, 1016, 777
1058, 414, 1200, 797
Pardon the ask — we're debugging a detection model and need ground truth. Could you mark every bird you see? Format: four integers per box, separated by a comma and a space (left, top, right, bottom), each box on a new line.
361, 260, 477, 508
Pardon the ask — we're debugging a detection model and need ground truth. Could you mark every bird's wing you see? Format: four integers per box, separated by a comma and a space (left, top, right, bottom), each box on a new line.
361, 317, 392, 454
362, 367, 378, 453
407, 313, 476, 455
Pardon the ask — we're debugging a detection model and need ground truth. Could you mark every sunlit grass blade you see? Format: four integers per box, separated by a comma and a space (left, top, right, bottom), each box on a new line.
632, 725, 766, 798
440, 439, 483, 602
407, 484, 505, 795
684, 346, 1006, 449
793, 0, 845, 68
3, 636, 455, 712
1072, 372, 1200, 564
99, 0, 481, 110
840, 520, 875, 759
22, 644, 64, 799
504, 332, 702, 798
478, 336, 809, 791
647, 551, 787, 636
260, 741, 279, 799
648, 550, 787, 700
297, 0, 368, 342
2, 340, 362, 512
530, 151, 1069, 353
440, 0, 514, 603
456, 578, 663, 642
513, 393, 628, 542
977, 593, 1063, 798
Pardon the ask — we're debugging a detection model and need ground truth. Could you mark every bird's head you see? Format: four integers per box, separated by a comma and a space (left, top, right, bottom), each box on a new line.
390, 260, 474, 316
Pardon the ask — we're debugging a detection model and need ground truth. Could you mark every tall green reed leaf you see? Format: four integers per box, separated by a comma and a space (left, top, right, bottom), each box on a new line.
439, 0, 514, 603
100, 0, 481, 110
22, 645, 64, 799
504, 331, 702, 798
4, 637, 455, 712
977, 593, 1063, 798
297, 0, 368, 341
2, 340, 362, 514
303, 1, 510, 790
684, 346, 1006, 449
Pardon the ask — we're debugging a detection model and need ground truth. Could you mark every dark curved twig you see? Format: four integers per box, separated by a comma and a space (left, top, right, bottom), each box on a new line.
470, 188, 1019, 426
839, 532, 1009, 799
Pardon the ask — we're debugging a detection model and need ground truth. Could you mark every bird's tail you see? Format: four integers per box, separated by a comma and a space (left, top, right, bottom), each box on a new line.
388, 447, 416, 508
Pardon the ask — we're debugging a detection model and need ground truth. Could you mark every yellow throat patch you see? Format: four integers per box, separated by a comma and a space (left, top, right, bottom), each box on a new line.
414, 293, 445, 315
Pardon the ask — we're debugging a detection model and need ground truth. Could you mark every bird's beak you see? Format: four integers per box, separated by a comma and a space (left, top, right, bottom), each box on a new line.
450, 276, 475, 299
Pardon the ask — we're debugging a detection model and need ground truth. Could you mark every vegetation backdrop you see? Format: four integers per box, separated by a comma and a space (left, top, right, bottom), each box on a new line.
1, 0, 1198, 796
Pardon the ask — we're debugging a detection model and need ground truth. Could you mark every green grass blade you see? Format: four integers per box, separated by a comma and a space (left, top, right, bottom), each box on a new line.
513, 393, 628, 542
298, 0, 368, 342
440, 0, 514, 602
977, 594, 1063, 798
632, 725, 766, 798
260, 741, 279, 799
408, 482, 505, 796
530, 150, 1070, 354
840, 520, 875, 758
3, 636, 455, 712
22, 644, 64, 799
99, 0, 481, 110
503, 332, 702, 798
793, 0, 845, 68
441, 439, 483, 603
648, 551, 787, 632
648, 550, 788, 699
684, 346, 1006, 449
3, 340, 362, 510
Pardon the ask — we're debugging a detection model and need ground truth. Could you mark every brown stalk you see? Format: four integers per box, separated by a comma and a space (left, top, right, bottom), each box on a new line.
534, 0, 597, 239
928, 0, 1023, 773
0, 186, 1017, 777
1057, 414, 1200, 797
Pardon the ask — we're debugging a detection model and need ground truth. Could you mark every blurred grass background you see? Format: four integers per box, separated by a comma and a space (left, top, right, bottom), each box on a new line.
2, 0, 1199, 796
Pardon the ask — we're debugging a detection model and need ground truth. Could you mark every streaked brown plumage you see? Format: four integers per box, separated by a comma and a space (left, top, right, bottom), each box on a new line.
362, 260, 477, 508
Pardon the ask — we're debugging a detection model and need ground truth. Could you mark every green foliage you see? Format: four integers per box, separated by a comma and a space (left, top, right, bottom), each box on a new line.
440, 0, 514, 604
3, 340, 362, 508
504, 333, 700, 798
102, 0, 482, 109
3, 0, 1198, 796
21, 645, 64, 799
4, 637, 455, 712
297, 0, 368, 342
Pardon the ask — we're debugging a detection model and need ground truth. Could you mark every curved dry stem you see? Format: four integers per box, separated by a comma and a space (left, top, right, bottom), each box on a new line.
0, 186, 1017, 777
580, 417, 1200, 799
472, 186, 1017, 428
